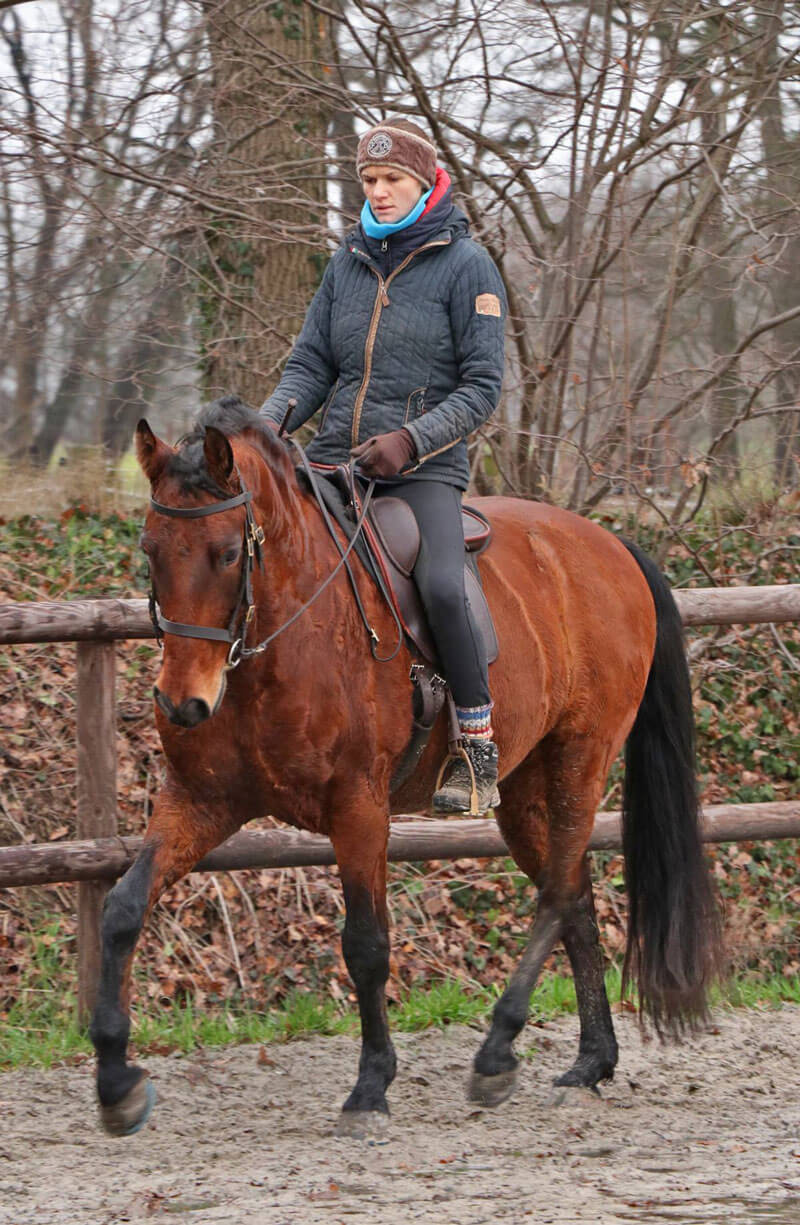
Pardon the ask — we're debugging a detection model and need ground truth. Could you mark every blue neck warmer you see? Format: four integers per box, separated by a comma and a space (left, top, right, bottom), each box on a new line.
360, 186, 434, 239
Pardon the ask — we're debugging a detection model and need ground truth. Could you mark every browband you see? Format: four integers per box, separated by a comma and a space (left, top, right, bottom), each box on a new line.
149, 489, 252, 518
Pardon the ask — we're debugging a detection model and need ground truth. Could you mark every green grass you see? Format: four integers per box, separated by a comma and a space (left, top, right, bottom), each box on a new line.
3, 961, 799, 1071
716, 972, 800, 1009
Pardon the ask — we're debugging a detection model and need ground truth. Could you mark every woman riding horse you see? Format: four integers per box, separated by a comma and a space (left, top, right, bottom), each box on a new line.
259, 117, 506, 815
88, 127, 721, 1139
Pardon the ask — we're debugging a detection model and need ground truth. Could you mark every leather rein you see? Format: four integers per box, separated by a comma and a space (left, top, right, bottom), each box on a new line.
147, 443, 390, 670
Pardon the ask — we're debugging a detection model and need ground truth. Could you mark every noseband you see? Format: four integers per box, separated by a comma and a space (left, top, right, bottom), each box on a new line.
148, 475, 266, 670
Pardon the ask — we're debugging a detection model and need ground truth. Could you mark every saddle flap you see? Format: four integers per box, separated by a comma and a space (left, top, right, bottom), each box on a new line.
369, 499, 492, 573
369, 498, 420, 579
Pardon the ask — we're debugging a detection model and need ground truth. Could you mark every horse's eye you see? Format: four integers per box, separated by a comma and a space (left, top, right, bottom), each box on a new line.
220, 546, 241, 568
140, 535, 156, 556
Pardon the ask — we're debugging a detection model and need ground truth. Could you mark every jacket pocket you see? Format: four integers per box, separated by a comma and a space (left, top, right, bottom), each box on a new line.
403, 386, 427, 424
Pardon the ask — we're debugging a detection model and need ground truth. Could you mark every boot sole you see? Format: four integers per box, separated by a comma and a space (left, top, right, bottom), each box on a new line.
432, 789, 501, 816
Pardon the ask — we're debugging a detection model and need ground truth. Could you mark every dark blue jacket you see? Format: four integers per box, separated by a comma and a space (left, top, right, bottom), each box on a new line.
259, 186, 506, 488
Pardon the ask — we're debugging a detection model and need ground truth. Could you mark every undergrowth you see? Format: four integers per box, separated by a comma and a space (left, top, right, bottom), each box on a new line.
3, 931, 800, 1071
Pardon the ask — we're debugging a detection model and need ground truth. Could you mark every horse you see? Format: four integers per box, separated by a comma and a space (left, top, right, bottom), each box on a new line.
89, 396, 721, 1138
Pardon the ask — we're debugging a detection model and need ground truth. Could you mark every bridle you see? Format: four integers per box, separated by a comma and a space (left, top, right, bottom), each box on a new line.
148, 473, 266, 671
147, 446, 390, 670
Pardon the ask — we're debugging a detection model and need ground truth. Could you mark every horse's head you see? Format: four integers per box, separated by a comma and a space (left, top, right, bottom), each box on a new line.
136, 398, 292, 729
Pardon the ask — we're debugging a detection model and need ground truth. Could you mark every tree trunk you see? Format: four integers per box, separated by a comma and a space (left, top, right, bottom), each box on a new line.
200, 0, 332, 409
760, 0, 800, 488
701, 96, 741, 478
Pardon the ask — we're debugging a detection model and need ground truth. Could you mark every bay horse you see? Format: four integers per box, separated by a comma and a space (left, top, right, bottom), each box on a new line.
90, 397, 720, 1137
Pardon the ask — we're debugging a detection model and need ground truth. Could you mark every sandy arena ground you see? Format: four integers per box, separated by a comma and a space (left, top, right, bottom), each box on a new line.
0, 1005, 799, 1224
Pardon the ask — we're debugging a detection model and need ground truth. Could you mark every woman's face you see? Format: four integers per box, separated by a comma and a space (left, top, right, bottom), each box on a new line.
361, 167, 424, 223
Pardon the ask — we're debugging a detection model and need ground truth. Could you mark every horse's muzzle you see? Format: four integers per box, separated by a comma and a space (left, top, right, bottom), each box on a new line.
154, 686, 213, 728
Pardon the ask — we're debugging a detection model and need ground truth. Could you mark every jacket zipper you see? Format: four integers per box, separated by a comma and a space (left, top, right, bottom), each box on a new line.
350, 238, 450, 449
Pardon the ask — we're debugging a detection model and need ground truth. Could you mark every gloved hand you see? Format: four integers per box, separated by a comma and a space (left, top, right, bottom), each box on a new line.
350, 428, 417, 478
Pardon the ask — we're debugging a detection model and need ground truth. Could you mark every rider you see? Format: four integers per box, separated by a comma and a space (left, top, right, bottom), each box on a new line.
259, 117, 506, 814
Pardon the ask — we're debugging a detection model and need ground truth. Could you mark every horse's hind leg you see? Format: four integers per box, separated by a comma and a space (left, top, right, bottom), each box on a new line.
556, 856, 618, 1090
469, 750, 560, 1107
89, 789, 235, 1136
469, 737, 618, 1105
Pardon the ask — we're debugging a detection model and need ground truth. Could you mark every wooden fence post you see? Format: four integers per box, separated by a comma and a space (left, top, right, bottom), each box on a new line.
76, 641, 117, 1024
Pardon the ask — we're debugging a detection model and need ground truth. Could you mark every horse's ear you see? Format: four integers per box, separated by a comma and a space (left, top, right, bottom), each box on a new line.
135, 419, 171, 482
203, 426, 234, 488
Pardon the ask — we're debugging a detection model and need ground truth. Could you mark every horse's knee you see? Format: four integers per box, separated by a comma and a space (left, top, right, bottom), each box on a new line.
101, 883, 144, 957
342, 916, 390, 988
101, 847, 156, 956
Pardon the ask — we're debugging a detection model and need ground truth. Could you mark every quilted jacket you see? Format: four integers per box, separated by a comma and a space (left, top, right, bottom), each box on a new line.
259, 183, 506, 488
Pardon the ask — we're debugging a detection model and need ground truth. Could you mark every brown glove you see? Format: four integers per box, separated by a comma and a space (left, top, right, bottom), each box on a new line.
350, 429, 417, 478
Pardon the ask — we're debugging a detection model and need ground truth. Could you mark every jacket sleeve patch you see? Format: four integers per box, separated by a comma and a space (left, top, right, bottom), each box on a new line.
475, 292, 502, 317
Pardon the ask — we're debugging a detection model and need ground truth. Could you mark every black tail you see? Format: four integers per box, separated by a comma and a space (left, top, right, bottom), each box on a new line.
621, 542, 722, 1034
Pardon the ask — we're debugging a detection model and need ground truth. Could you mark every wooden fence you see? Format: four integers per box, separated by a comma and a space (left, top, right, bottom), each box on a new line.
1, 585, 799, 1019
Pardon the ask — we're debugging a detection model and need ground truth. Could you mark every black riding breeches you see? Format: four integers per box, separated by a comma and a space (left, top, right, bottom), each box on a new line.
373, 480, 491, 708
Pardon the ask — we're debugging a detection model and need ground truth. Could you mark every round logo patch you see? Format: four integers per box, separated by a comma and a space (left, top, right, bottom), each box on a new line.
366, 132, 393, 158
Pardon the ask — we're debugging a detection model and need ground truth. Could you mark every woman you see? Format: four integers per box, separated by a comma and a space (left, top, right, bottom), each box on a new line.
260, 117, 506, 813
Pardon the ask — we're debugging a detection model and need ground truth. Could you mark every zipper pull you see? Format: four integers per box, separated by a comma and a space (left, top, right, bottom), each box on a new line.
381, 239, 388, 252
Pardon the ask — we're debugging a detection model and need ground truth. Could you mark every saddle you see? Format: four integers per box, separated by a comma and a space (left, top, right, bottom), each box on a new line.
302, 463, 498, 667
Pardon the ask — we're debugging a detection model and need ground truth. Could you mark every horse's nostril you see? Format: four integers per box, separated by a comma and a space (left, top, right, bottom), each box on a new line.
153, 688, 210, 728
177, 698, 211, 727
153, 686, 175, 719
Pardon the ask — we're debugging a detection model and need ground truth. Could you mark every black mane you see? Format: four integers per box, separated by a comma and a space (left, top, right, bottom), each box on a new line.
166, 395, 284, 494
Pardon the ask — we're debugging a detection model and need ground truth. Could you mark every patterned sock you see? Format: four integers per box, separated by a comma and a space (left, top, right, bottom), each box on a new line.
456, 702, 494, 741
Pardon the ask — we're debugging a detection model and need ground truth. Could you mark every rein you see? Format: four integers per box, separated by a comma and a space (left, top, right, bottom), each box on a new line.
147, 445, 388, 669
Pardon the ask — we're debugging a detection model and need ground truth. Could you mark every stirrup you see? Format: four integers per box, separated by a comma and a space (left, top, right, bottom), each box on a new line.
434, 744, 481, 817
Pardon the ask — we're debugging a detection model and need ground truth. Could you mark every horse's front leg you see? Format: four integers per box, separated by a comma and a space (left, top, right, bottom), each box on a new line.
330, 812, 396, 1137
89, 789, 236, 1136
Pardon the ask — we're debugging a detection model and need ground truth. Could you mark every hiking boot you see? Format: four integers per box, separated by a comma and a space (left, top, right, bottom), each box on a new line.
432, 739, 500, 816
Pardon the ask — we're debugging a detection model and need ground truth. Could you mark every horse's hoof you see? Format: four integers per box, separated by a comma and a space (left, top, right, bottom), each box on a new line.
546, 1083, 601, 1108
99, 1076, 156, 1137
334, 1109, 390, 1140
467, 1067, 517, 1108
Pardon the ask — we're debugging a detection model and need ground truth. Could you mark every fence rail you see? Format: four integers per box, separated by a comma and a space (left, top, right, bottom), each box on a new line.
1, 585, 799, 1018
2, 801, 799, 891
2, 585, 800, 645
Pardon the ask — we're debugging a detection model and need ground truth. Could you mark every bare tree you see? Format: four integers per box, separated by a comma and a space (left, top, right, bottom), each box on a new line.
0, 0, 206, 462
1, 0, 797, 507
